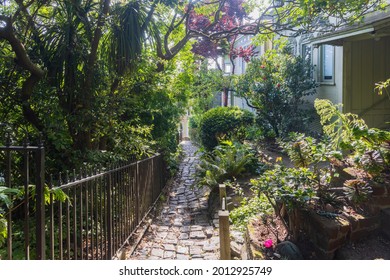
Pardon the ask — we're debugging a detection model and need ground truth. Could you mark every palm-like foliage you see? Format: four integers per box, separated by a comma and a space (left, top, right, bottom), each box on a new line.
102, 1, 146, 76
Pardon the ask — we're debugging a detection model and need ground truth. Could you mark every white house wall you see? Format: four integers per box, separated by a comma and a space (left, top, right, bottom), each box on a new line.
309, 45, 343, 106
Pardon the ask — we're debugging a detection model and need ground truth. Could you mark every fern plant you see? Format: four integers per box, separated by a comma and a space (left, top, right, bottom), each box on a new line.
0, 186, 21, 246
195, 140, 257, 189
278, 133, 342, 168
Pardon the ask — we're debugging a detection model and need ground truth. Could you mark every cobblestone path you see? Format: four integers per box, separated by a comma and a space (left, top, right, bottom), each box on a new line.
128, 141, 220, 260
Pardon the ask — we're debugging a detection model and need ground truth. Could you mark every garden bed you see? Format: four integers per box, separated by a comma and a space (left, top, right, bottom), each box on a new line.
228, 173, 390, 259
245, 209, 390, 260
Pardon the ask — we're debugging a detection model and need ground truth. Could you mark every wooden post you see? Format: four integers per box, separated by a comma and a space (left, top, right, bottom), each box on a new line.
219, 209, 231, 260
219, 184, 226, 209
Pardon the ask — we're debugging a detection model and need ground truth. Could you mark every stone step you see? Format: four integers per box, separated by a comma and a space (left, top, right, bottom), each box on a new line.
380, 208, 390, 239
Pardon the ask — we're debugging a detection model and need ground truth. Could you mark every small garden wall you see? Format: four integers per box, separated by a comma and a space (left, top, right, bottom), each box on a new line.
293, 183, 390, 259
297, 210, 378, 258
370, 183, 390, 212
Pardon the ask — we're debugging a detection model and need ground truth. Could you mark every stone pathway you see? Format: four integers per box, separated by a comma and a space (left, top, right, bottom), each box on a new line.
128, 141, 220, 260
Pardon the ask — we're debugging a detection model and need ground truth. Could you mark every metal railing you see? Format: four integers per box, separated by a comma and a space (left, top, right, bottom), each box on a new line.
1, 138, 166, 260
0, 138, 45, 260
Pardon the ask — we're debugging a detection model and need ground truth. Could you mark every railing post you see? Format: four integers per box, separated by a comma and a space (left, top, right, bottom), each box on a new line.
49, 175, 54, 260
35, 141, 45, 260
135, 161, 140, 225
24, 140, 30, 260
107, 171, 113, 259
159, 155, 164, 192
151, 157, 154, 203
5, 135, 12, 260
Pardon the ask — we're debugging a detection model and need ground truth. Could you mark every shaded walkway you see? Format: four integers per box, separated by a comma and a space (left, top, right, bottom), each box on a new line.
128, 141, 220, 260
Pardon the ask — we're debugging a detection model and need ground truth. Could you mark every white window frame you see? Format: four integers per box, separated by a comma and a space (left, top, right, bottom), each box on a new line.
318, 44, 335, 85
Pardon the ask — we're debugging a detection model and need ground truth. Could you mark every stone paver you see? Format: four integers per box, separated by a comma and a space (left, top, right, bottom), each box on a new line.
129, 141, 220, 260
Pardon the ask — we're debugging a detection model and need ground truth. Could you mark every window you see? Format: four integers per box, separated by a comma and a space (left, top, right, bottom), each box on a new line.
319, 44, 334, 83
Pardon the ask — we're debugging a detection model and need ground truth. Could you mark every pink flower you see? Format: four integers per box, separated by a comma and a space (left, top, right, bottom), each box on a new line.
263, 239, 273, 248
260, 65, 265, 69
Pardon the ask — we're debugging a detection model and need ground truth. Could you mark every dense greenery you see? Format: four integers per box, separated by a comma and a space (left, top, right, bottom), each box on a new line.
0, 1, 194, 173
0, 0, 383, 163
0, 186, 20, 246
1, 0, 387, 259
235, 99, 390, 239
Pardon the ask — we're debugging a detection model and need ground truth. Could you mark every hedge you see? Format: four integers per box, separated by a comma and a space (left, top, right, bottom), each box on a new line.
199, 106, 254, 150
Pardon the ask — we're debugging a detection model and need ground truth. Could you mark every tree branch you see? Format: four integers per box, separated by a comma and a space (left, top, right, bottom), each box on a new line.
0, 15, 44, 77
0, 14, 45, 131
142, 0, 159, 33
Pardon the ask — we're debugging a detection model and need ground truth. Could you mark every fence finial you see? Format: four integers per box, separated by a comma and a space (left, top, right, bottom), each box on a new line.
23, 135, 29, 147
59, 172, 63, 185
38, 132, 44, 147
66, 170, 70, 183
5, 130, 11, 146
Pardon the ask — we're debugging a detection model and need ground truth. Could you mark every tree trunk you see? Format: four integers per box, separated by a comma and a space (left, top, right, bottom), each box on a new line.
223, 87, 228, 107
288, 208, 301, 242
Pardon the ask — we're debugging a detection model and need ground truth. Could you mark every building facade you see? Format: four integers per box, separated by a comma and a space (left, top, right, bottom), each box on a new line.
294, 9, 390, 129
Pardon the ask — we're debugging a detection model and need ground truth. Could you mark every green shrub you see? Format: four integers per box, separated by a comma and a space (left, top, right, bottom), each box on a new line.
199, 106, 254, 150
230, 194, 273, 231
235, 48, 317, 138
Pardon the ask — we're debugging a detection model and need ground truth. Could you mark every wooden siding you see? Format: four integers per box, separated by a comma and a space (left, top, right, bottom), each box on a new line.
343, 37, 390, 129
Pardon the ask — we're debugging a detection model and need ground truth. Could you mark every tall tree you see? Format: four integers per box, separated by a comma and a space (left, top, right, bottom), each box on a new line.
0, 0, 147, 152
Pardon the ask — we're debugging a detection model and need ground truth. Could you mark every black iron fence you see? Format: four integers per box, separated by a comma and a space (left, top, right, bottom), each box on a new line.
0, 138, 45, 260
0, 139, 166, 260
